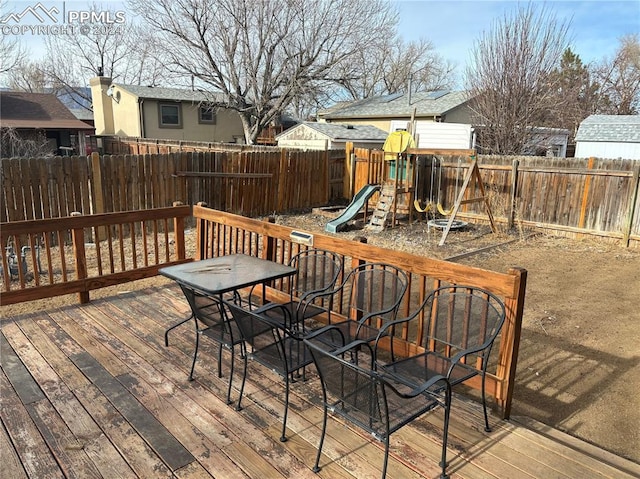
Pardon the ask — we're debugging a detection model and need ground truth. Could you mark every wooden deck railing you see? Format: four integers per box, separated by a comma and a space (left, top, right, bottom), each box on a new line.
192, 204, 527, 419
0, 204, 192, 305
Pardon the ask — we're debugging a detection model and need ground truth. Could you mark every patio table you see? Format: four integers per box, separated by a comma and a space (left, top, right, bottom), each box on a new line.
159, 254, 297, 340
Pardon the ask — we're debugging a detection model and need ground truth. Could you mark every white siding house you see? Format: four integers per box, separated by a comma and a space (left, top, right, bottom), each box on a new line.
575, 115, 640, 160
276, 122, 387, 150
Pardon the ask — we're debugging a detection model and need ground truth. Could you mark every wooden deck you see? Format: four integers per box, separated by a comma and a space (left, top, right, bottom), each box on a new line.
2, 284, 639, 479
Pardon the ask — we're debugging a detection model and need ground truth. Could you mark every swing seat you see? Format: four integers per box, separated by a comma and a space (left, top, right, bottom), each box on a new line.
413, 199, 433, 213
437, 203, 454, 216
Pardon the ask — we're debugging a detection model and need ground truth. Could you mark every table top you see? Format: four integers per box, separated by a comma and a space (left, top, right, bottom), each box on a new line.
159, 254, 296, 295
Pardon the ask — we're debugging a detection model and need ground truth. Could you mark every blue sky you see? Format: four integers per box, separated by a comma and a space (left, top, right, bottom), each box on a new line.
3, 0, 639, 83
397, 0, 639, 82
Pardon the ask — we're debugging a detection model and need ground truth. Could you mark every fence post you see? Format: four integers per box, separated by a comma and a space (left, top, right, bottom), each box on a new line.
345, 142, 354, 198
509, 159, 519, 229
623, 164, 640, 247
71, 211, 89, 304
91, 152, 106, 241
578, 157, 596, 229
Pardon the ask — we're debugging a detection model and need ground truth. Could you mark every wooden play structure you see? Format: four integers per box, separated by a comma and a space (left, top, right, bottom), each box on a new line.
354, 146, 497, 244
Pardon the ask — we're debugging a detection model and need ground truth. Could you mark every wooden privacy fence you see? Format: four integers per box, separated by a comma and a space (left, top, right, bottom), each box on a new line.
351, 147, 640, 247
1, 149, 344, 222
192, 204, 527, 419
0, 204, 191, 305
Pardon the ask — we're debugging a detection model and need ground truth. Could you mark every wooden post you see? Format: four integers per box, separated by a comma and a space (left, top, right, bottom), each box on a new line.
496, 267, 527, 419
345, 142, 354, 198
509, 159, 519, 229
623, 164, 640, 247
71, 211, 89, 304
263, 217, 276, 261
172, 201, 187, 261
195, 202, 207, 260
91, 152, 106, 241
578, 157, 595, 228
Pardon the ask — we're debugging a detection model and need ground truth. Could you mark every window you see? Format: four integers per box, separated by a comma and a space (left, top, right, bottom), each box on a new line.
199, 105, 216, 124
159, 103, 182, 128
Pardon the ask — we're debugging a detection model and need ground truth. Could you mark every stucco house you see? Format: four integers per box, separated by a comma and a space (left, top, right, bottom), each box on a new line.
575, 115, 640, 160
0, 91, 94, 157
90, 77, 245, 143
276, 122, 387, 150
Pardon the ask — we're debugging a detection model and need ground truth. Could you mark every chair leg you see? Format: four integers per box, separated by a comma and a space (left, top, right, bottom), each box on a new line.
381, 436, 390, 479
165, 314, 193, 347
439, 383, 452, 479
481, 374, 491, 432
236, 347, 249, 411
188, 329, 200, 381
280, 375, 290, 442
225, 345, 235, 405
313, 406, 328, 473
217, 341, 223, 378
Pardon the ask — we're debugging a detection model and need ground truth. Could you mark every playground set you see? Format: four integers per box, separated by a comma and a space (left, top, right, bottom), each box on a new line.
325, 143, 497, 246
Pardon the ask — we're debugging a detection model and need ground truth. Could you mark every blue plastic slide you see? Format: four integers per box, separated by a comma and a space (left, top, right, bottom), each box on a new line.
325, 184, 381, 233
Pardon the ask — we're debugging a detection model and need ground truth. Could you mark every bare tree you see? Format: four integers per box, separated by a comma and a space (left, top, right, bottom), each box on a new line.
593, 34, 640, 115
335, 36, 455, 101
41, 4, 166, 111
0, 1, 27, 76
465, 3, 571, 154
1, 128, 54, 158
131, 0, 398, 144
5, 60, 54, 93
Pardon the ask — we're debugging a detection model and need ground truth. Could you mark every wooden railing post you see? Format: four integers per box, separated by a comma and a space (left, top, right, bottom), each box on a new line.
263, 217, 276, 261
71, 211, 89, 304
195, 202, 207, 260
172, 201, 187, 261
496, 267, 528, 418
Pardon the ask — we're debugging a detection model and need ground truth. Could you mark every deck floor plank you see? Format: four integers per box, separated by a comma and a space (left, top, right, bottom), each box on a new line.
0, 368, 59, 479
0, 417, 28, 479
2, 284, 638, 479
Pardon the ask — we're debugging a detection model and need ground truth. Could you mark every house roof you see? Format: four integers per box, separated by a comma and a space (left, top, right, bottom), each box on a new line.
318, 90, 472, 120
114, 84, 225, 103
0, 91, 94, 130
277, 122, 388, 142
575, 115, 640, 143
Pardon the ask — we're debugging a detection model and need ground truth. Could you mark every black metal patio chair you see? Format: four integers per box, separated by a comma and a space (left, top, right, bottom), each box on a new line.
222, 299, 314, 442
248, 248, 343, 330
374, 285, 507, 432
167, 285, 243, 405
300, 262, 408, 345
304, 327, 451, 479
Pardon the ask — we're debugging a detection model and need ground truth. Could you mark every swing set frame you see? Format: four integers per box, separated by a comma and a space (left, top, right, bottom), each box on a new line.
407, 148, 497, 245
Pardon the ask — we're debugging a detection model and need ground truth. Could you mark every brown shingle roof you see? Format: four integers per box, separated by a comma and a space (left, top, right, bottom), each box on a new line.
0, 91, 93, 130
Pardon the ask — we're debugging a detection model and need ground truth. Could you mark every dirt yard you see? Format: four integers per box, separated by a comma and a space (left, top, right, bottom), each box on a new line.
2, 211, 639, 464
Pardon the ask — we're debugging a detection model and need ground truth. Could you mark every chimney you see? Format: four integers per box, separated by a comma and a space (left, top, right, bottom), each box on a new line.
89, 76, 115, 135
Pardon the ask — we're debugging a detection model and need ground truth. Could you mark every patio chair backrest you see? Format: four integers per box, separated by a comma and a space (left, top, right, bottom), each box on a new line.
341, 263, 408, 327
289, 249, 343, 301
418, 285, 506, 369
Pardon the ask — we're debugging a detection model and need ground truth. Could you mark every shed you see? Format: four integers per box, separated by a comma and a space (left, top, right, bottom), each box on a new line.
276, 122, 387, 150
575, 115, 640, 160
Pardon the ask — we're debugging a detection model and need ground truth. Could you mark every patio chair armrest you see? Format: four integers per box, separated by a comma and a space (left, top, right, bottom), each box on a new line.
303, 324, 346, 348
381, 370, 451, 399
